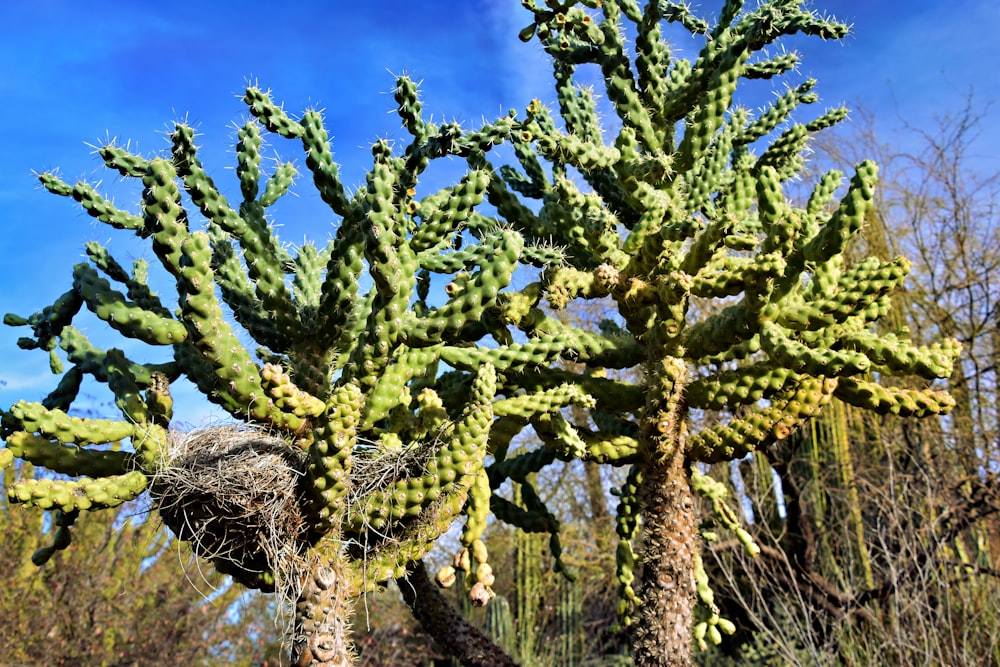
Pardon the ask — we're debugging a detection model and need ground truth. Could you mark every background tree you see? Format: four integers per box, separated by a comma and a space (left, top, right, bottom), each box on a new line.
0, 462, 256, 666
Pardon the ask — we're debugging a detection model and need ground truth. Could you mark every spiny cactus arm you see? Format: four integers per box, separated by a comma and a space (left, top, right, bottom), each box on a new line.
345, 364, 495, 536
487, 447, 557, 486
36, 172, 147, 233
304, 382, 365, 534
84, 243, 173, 319
140, 158, 192, 276
71, 263, 188, 346
98, 142, 152, 177
457, 469, 495, 605
173, 231, 272, 424
841, 331, 961, 378
505, 367, 645, 414
410, 170, 491, 253
735, 79, 818, 148
40, 366, 84, 412
170, 124, 299, 341
533, 415, 641, 464
7, 470, 147, 514
358, 345, 440, 431
102, 348, 149, 426
351, 482, 469, 591
777, 256, 911, 331
2, 432, 133, 478
834, 378, 957, 418
3, 287, 82, 356
685, 362, 800, 412
690, 466, 759, 557
612, 463, 642, 627
259, 363, 326, 434
56, 326, 178, 388
493, 383, 596, 420
687, 377, 837, 463
799, 160, 878, 266
206, 225, 288, 350
2, 401, 134, 445
405, 230, 522, 347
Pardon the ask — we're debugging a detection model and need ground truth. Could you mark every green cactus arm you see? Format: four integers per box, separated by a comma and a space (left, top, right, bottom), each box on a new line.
83, 240, 130, 285
405, 230, 522, 346
3, 401, 134, 446
140, 158, 191, 277
84, 243, 173, 319
235, 119, 263, 202
304, 382, 364, 532
40, 366, 84, 412
760, 319, 871, 376
7, 470, 147, 513
743, 51, 799, 79
174, 231, 279, 425
4, 286, 83, 353
840, 331, 961, 378
800, 160, 878, 265
97, 142, 152, 177
687, 377, 837, 463
3, 432, 133, 478
689, 253, 787, 300
346, 364, 495, 533
297, 108, 353, 215
170, 124, 298, 339
243, 85, 304, 138
735, 79, 817, 148
487, 446, 557, 490
612, 463, 642, 627
102, 348, 148, 425
259, 363, 326, 434
634, 3, 673, 128
56, 326, 178, 388
72, 263, 188, 346
29, 508, 78, 566
410, 170, 490, 253
834, 377, 957, 418
207, 226, 288, 351
551, 423, 640, 464
493, 383, 596, 420
686, 362, 799, 411
490, 493, 559, 534
682, 296, 760, 360
358, 346, 441, 431
350, 484, 468, 591
315, 214, 367, 349
37, 173, 147, 233
778, 256, 911, 331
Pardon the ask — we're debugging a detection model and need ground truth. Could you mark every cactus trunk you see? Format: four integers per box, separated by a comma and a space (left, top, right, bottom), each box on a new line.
293, 551, 356, 667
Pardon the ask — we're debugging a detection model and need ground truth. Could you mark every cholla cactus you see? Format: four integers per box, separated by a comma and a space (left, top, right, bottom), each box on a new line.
484, 0, 958, 665
1, 80, 529, 665
1, 1, 959, 666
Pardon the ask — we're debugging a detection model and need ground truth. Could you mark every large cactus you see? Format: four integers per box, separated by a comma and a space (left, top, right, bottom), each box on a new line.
1, 1, 959, 666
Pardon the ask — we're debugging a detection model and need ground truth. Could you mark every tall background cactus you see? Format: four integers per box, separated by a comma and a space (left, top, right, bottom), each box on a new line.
0, 1, 964, 666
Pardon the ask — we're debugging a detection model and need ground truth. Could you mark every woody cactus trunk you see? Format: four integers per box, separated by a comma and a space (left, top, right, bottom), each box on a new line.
1, 1, 959, 666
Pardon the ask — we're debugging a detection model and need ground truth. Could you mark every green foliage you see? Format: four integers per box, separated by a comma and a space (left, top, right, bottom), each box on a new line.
0, 468, 249, 665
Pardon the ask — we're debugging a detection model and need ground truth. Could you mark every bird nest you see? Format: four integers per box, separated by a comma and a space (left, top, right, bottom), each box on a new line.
152, 425, 310, 594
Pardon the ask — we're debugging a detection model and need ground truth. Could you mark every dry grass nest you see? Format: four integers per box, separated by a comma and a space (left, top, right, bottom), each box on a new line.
150, 424, 444, 595
151, 424, 310, 594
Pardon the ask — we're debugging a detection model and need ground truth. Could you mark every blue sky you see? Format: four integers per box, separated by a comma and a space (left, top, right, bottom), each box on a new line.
1, 0, 997, 424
